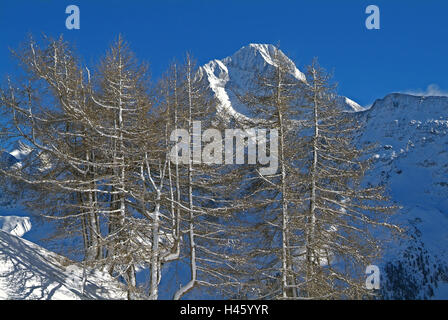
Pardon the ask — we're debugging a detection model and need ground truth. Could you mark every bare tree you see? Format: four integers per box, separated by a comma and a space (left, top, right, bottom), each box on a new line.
232, 46, 304, 299
291, 60, 400, 299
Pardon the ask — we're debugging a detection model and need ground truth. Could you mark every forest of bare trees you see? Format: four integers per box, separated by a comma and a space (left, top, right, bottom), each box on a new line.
0, 35, 400, 299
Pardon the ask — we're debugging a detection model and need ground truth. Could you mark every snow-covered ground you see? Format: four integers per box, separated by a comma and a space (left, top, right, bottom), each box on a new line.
0, 223, 127, 300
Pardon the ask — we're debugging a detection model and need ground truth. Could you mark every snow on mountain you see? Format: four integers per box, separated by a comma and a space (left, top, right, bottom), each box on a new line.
9, 141, 33, 161
198, 44, 363, 122
1, 140, 52, 175
340, 96, 365, 112
0, 216, 31, 237
356, 93, 448, 298
0, 230, 127, 300
0, 151, 19, 168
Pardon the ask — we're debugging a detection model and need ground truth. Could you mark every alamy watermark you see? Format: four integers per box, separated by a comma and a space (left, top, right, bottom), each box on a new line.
170, 121, 279, 175
365, 5, 380, 30
64, 5, 380, 31
65, 5, 80, 30
365, 265, 380, 290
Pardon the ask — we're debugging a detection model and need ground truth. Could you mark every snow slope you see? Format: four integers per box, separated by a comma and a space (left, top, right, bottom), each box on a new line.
0, 230, 127, 300
357, 93, 448, 298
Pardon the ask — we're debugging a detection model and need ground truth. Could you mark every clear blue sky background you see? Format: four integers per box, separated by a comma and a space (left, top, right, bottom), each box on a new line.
1, 0, 447, 106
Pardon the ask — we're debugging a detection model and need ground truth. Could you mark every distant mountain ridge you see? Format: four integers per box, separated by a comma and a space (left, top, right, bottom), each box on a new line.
356, 93, 448, 298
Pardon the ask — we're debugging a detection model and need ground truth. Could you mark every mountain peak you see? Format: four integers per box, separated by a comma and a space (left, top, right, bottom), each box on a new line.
199, 44, 363, 121
222, 43, 306, 82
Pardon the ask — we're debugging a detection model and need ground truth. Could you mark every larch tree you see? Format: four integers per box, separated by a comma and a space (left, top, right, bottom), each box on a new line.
293, 59, 400, 299
161, 56, 243, 300
232, 46, 305, 299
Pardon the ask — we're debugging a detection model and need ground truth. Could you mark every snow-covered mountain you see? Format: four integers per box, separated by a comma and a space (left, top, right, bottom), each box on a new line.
198, 43, 364, 123
356, 93, 448, 298
0, 216, 31, 237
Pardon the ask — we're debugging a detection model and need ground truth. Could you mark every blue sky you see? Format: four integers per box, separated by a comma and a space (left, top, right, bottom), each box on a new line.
0, 0, 447, 106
